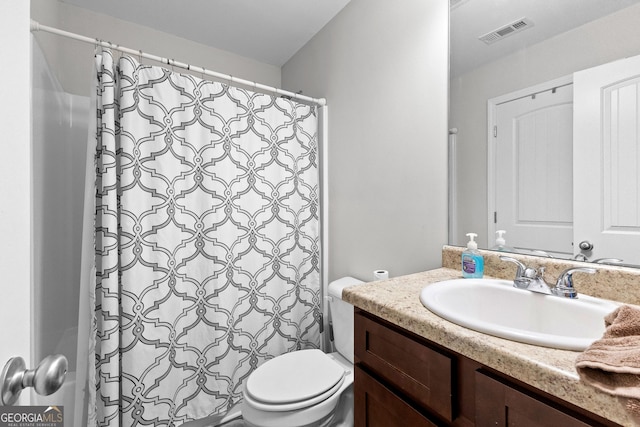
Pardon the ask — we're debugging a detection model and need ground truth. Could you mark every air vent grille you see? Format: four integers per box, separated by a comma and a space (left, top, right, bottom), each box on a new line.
512, 20, 528, 30
479, 18, 534, 45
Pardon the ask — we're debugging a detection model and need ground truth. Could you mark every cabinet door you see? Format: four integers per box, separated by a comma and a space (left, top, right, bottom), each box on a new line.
354, 311, 453, 421
476, 371, 594, 427
355, 365, 437, 427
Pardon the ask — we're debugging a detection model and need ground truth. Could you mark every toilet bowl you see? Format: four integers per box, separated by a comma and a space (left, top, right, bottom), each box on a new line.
241, 277, 362, 427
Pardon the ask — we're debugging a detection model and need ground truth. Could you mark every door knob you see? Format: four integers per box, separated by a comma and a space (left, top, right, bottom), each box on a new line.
578, 240, 594, 251
0, 354, 68, 406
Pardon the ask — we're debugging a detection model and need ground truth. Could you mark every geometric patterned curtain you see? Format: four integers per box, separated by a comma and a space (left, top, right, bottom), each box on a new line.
88, 49, 320, 426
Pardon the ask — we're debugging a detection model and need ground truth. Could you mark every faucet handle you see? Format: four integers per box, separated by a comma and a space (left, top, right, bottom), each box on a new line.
593, 258, 623, 265
499, 256, 526, 278
500, 256, 535, 289
553, 267, 596, 298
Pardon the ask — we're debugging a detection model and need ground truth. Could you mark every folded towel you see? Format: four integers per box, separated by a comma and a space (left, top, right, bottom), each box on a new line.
576, 305, 640, 421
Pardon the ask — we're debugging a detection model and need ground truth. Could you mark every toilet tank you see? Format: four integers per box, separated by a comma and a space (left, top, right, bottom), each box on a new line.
328, 277, 363, 364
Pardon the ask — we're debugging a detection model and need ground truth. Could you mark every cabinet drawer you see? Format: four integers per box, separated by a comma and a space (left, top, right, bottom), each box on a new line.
354, 311, 453, 422
355, 365, 438, 427
476, 370, 599, 427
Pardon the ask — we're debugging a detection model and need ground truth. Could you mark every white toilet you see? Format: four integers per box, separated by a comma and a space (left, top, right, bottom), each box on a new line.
241, 276, 363, 427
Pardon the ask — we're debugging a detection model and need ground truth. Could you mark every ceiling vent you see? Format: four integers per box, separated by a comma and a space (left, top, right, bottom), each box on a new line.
478, 18, 534, 45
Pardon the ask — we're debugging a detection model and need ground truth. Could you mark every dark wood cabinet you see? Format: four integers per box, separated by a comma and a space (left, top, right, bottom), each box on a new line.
354, 308, 454, 422
475, 370, 597, 427
354, 309, 620, 427
354, 365, 437, 427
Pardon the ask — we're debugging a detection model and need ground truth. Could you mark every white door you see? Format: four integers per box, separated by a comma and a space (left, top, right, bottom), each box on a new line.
492, 83, 574, 256
574, 54, 640, 265
0, 0, 33, 406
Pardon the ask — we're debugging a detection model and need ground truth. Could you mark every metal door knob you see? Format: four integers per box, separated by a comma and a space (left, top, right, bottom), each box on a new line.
578, 240, 594, 251
0, 354, 68, 406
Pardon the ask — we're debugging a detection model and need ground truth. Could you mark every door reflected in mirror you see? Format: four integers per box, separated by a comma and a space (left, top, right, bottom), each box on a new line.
450, 0, 640, 267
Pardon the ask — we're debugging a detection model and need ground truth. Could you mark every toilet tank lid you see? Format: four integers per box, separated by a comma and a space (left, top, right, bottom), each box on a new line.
328, 276, 363, 299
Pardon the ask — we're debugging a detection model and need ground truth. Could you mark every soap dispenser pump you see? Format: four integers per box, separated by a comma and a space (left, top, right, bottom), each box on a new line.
491, 230, 515, 252
462, 233, 484, 278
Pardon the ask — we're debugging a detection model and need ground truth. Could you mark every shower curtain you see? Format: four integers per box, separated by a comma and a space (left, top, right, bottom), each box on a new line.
88, 49, 320, 426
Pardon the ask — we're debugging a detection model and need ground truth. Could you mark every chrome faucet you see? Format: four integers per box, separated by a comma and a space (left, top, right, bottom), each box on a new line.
500, 256, 550, 294
593, 258, 623, 265
572, 254, 624, 264
524, 266, 553, 294
499, 256, 596, 298
499, 256, 525, 281
573, 253, 589, 262
551, 267, 596, 299
531, 249, 554, 258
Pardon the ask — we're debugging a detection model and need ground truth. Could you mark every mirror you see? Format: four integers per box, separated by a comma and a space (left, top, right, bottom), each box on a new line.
450, 0, 640, 267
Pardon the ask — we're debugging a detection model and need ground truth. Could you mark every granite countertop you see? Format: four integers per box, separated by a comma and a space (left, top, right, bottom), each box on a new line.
342, 267, 635, 426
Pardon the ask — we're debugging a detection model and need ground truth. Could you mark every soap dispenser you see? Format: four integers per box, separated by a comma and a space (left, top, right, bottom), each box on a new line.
462, 233, 484, 278
491, 230, 515, 252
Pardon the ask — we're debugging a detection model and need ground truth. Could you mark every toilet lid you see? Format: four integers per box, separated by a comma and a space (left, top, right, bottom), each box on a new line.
246, 349, 346, 405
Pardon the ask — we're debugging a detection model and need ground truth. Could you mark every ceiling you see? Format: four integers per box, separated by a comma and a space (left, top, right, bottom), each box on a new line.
451, 0, 640, 77
59, 0, 640, 75
59, 0, 351, 66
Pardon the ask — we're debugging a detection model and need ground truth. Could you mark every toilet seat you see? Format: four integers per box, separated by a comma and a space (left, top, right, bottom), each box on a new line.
244, 375, 345, 412
244, 349, 346, 412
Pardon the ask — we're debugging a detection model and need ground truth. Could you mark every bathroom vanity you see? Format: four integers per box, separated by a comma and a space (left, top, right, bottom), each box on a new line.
344, 247, 640, 426
354, 309, 618, 426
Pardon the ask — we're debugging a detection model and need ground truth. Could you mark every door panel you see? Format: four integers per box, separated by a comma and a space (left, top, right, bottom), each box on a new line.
0, 0, 32, 405
574, 54, 640, 264
494, 84, 574, 256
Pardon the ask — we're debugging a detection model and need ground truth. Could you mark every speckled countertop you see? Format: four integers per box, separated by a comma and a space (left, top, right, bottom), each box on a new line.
343, 246, 640, 426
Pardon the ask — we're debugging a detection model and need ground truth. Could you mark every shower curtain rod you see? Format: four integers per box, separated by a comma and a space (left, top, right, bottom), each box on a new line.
29, 20, 327, 106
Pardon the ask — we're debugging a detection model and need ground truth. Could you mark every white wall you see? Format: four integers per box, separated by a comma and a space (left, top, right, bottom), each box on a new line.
0, 0, 32, 404
451, 3, 640, 248
282, 0, 449, 281
30, 0, 281, 96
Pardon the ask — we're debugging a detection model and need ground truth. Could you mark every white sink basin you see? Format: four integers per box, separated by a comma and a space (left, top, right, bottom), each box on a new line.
419, 279, 618, 351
